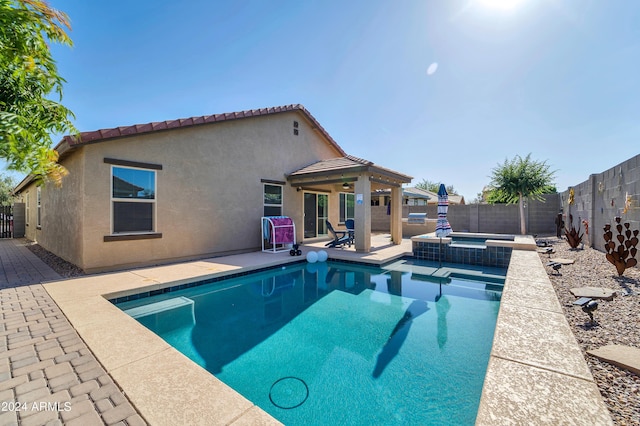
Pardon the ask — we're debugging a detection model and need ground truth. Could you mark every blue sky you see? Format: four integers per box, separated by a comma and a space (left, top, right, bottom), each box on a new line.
11, 0, 640, 200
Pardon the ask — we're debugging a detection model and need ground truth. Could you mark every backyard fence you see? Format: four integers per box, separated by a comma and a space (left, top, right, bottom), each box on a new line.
372, 193, 561, 236
0, 205, 14, 238
560, 154, 640, 252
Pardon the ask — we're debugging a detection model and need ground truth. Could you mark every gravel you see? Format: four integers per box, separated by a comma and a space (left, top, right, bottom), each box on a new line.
538, 237, 640, 426
24, 240, 85, 278
24, 237, 640, 424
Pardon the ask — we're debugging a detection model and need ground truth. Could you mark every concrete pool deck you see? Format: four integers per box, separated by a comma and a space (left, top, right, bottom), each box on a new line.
34, 234, 611, 424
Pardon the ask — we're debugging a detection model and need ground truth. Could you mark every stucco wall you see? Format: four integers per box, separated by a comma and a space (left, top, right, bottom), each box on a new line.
21, 189, 35, 241
35, 150, 85, 266
55, 111, 343, 272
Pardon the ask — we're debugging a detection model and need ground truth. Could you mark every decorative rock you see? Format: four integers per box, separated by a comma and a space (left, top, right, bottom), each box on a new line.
540, 240, 640, 425
570, 287, 617, 301
549, 257, 575, 265
587, 345, 640, 376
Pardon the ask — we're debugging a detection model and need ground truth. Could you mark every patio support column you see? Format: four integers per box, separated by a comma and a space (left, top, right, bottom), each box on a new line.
390, 186, 403, 244
354, 175, 371, 252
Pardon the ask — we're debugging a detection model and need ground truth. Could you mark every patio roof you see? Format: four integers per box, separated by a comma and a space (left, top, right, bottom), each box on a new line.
287, 155, 412, 187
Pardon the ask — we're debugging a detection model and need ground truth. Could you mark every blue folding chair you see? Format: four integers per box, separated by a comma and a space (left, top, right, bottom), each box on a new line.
345, 219, 355, 246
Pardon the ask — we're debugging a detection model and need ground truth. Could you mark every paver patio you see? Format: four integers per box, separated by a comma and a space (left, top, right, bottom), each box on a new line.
0, 239, 145, 426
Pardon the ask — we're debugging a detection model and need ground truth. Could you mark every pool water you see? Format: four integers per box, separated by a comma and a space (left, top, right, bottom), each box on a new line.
450, 237, 489, 246
116, 259, 503, 425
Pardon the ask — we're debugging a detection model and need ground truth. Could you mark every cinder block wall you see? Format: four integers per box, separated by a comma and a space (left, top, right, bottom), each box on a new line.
561, 154, 640, 252
371, 194, 560, 236
528, 194, 563, 235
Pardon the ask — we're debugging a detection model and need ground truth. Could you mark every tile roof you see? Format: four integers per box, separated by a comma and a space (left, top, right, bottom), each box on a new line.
373, 186, 465, 204
288, 155, 372, 175
56, 104, 346, 156
402, 187, 434, 199
288, 155, 412, 182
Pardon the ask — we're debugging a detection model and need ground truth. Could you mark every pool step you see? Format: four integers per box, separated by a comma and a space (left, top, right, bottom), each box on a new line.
450, 243, 487, 249
124, 296, 194, 319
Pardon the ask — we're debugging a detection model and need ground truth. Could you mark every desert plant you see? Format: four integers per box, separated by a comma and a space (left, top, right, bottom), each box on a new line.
565, 214, 583, 249
603, 217, 639, 276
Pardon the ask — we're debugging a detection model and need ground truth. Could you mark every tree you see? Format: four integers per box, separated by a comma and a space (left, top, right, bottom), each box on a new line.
0, 0, 76, 185
415, 179, 458, 195
486, 154, 556, 235
0, 173, 15, 205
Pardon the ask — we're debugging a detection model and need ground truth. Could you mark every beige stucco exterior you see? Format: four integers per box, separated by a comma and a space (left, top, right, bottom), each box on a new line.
15, 108, 411, 273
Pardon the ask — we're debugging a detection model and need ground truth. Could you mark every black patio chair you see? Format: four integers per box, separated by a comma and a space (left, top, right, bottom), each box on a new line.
325, 220, 351, 248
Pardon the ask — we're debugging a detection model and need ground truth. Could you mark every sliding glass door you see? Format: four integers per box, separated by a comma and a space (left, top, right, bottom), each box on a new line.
303, 192, 328, 238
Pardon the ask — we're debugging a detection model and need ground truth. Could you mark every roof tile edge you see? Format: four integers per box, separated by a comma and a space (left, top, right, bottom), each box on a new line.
58, 104, 346, 156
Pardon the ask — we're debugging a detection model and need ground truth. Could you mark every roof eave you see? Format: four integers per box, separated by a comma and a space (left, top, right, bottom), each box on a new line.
12, 174, 35, 195
52, 104, 347, 157
287, 165, 369, 181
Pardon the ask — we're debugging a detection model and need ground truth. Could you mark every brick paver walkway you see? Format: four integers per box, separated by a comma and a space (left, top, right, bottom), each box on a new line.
0, 239, 146, 425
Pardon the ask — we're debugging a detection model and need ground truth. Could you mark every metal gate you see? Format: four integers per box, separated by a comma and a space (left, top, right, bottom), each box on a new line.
0, 205, 13, 238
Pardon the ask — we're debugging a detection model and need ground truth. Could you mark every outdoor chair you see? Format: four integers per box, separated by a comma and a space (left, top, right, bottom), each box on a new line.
345, 219, 355, 246
325, 220, 351, 248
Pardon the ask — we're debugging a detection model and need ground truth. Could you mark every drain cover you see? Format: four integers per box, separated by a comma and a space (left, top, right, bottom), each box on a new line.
269, 376, 309, 409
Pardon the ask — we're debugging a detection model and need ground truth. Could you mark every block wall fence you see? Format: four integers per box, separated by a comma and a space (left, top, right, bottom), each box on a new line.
372, 153, 639, 257
560, 154, 640, 252
371, 193, 561, 236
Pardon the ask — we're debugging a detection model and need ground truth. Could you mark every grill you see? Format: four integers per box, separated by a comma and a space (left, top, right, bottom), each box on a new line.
407, 213, 427, 224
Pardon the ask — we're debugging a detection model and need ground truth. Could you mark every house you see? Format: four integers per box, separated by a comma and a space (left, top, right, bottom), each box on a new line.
403, 187, 465, 205
13, 105, 412, 273
371, 187, 465, 207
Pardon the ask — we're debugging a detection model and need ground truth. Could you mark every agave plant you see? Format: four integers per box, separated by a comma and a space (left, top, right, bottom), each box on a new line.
603, 217, 639, 276
565, 214, 583, 249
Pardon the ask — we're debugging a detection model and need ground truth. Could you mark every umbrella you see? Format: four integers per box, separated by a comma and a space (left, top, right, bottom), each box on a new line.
435, 184, 452, 237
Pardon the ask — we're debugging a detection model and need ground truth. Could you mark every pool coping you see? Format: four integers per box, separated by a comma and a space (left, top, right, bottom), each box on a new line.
41, 238, 612, 425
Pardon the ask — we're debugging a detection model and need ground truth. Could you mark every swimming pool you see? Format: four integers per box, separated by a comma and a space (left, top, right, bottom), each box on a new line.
115, 259, 504, 425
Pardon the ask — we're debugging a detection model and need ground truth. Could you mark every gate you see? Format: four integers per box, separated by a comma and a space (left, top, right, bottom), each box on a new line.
0, 205, 13, 238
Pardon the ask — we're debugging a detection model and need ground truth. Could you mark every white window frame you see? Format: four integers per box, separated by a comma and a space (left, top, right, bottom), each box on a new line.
36, 187, 41, 228
339, 192, 355, 223
263, 183, 283, 216
110, 165, 157, 235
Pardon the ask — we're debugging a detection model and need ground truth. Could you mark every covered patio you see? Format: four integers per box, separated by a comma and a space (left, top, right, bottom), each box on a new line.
286, 155, 412, 253
304, 232, 413, 264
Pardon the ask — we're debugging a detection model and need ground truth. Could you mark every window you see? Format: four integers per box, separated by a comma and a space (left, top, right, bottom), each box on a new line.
263, 184, 283, 216
111, 166, 156, 233
339, 193, 354, 223
36, 187, 41, 228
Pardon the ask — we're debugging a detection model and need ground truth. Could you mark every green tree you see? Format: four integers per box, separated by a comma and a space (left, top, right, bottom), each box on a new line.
0, 173, 15, 205
0, 0, 75, 185
486, 154, 556, 235
415, 179, 458, 195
